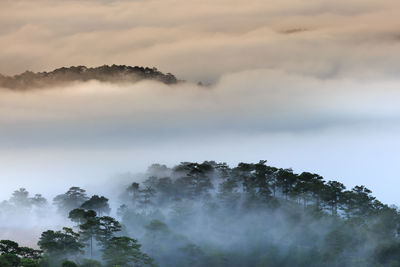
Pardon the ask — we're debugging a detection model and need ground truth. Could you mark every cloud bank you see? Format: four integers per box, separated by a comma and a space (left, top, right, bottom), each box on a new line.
1, 0, 400, 82
1, 70, 400, 204
1, 70, 399, 149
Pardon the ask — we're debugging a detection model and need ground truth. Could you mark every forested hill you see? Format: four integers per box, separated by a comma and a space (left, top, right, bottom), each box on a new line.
0, 65, 179, 89
1, 160, 400, 267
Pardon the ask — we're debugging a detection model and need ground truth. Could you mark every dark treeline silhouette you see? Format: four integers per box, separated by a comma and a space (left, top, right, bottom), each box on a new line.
1, 160, 400, 266
0, 65, 179, 89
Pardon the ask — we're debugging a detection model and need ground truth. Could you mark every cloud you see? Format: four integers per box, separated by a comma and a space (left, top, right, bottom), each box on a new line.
1, 0, 400, 82
0, 69, 399, 150
1, 0, 400, 206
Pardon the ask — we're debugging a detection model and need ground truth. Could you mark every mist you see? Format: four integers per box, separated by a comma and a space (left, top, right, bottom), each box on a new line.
2, 0, 400, 266
1, 160, 399, 266
1, 70, 400, 205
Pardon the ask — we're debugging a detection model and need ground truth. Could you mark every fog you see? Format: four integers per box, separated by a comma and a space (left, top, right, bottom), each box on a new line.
1, 70, 400, 205
1, 160, 397, 266
1, 0, 400, 266
1, 0, 400, 205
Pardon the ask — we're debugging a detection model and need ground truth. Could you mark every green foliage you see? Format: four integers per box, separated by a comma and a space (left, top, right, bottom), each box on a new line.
53, 187, 89, 215
0, 240, 41, 267
120, 161, 400, 266
0, 255, 13, 267
68, 208, 122, 258
0, 253, 20, 267
81, 195, 111, 216
79, 259, 103, 267
0, 240, 20, 255
20, 258, 40, 267
96, 216, 122, 247
38, 227, 83, 264
5, 160, 400, 267
62, 260, 78, 267
102, 236, 154, 267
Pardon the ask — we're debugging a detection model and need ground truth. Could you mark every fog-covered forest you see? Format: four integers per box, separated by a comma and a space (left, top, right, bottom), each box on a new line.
1, 160, 400, 267
3, 0, 400, 266
0, 65, 179, 90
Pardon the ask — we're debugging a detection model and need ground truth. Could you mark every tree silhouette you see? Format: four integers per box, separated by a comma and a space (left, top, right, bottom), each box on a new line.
81, 195, 111, 216
53, 187, 89, 215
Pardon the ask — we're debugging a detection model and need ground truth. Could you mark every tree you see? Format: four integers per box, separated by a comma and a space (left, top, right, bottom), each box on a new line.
217, 163, 239, 208
78, 214, 100, 259
0, 240, 19, 255
18, 247, 42, 260
126, 182, 141, 206
293, 172, 324, 207
53, 187, 89, 215
144, 220, 170, 256
0, 240, 41, 267
143, 176, 159, 189
218, 175, 240, 208
343, 186, 375, 218
322, 181, 346, 215
102, 236, 154, 267
0, 254, 19, 267
0, 240, 41, 260
9, 188, 31, 208
154, 177, 174, 203
174, 162, 213, 199
276, 169, 298, 200
69, 209, 97, 226
96, 216, 122, 247
61, 260, 78, 267
81, 195, 111, 216
69, 209, 122, 258
30, 194, 47, 208
250, 160, 275, 201
38, 227, 83, 264
20, 258, 40, 267
117, 204, 128, 218
146, 163, 171, 178
138, 186, 156, 214
79, 259, 102, 267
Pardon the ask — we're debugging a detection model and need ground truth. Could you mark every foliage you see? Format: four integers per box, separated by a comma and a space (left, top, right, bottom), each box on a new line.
81, 195, 111, 216
54, 187, 89, 215
38, 227, 83, 265
102, 236, 154, 267
0, 240, 41, 267
4, 160, 400, 266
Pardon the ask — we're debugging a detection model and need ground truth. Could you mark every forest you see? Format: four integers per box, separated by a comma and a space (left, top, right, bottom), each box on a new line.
1, 160, 400, 267
0, 65, 179, 89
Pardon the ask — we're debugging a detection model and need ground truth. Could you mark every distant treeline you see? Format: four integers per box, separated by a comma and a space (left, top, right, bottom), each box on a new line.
0, 65, 179, 89
1, 160, 400, 266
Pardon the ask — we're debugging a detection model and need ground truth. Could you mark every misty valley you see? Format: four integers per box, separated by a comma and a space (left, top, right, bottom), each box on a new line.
3, 0, 400, 266
0, 161, 399, 267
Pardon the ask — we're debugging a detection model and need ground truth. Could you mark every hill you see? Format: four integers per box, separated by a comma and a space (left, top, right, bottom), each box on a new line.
1, 160, 400, 266
0, 65, 179, 89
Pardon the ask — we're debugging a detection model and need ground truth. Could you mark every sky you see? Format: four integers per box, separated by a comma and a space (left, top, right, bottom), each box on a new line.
1, 0, 400, 204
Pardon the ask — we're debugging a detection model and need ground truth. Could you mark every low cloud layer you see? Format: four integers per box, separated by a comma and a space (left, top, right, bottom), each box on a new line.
1, 70, 400, 204
1, 70, 399, 148
1, 0, 400, 82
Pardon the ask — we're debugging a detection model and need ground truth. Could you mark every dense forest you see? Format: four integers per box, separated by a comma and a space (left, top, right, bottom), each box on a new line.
1, 160, 400, 266
0, 65, 179, 89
